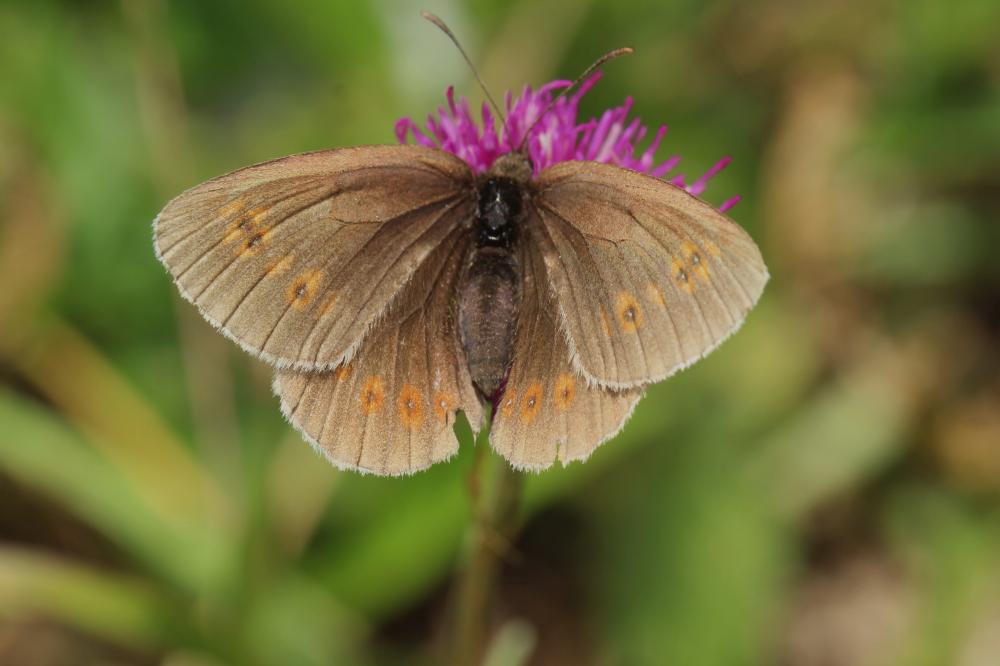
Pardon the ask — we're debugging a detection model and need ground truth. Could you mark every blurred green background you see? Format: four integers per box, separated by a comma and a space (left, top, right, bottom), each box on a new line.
2, 0, 1000, 664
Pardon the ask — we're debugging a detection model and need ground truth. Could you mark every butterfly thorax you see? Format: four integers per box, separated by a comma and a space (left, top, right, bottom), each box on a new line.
458, 153, 531, 399
476, 178, 521, 247
475, 152, 531, 247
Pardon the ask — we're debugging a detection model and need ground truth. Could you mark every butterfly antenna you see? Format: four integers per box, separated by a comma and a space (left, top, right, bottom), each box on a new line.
516, 47, 634, 152
421, 11, 506, 127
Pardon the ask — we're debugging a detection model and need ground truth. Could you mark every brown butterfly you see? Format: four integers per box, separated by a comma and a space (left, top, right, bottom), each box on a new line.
153, 24, 767, 476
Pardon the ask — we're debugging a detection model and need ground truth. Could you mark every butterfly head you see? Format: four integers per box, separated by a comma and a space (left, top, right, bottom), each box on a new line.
488, 152, 533, 183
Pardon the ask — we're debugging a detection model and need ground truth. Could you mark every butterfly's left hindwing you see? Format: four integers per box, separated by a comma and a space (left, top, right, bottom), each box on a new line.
273, 229, 482, 476
490, 241, 642, 471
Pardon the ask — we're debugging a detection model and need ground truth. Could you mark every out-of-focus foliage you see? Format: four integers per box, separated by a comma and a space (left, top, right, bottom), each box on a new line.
1, 0, 999, 664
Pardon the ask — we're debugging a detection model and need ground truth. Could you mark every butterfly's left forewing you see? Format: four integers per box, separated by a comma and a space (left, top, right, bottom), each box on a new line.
490, 240, 642, 471
273, 229, 482, 476
154, 145, 473, 371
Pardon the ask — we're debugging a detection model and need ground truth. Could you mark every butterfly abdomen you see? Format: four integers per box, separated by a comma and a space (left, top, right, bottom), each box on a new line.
458, 246, 521, 399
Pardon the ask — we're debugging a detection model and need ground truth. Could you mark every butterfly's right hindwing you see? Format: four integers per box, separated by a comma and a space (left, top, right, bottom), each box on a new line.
154, 145, 474, 370
489, 241, 642, 470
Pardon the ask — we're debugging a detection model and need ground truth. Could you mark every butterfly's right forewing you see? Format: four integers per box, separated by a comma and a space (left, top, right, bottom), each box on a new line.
154, 145, 474, 370
533, 161, 768, 389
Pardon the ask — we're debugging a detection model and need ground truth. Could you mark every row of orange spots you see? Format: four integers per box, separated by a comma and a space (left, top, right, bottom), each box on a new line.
353, 372, 454, 427
220, 198, 342, 318
498, 372, 579, 426
599, 239, 717, 337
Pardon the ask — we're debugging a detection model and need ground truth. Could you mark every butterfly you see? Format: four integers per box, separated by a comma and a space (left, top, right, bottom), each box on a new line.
153, 39, 767, 477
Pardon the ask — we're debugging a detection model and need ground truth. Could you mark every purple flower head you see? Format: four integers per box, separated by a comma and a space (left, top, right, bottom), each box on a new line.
395, 72, 739, 211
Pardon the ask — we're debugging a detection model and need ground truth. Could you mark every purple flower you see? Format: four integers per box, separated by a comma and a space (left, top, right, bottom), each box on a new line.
396, 72, 739, 211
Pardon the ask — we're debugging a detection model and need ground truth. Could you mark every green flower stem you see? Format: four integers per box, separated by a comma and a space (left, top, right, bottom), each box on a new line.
452, 446, 524, 666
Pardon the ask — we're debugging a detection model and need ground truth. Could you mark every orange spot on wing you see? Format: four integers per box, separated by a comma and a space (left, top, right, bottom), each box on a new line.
520, 382, 543, 425
500, 388, 517, 419
705, 240, 722, 257
616, 291, 643, 332
288, 270, 325, 309
317, 292, 339, 317
359, 376, 384, 415
553, 373, 576, 411
646, 283, 667, 308
433, 391, 455, 424
398, 384, 425, 429
237, 228, 271, 257
682, 241, 711, 281
265, 254, 295, 277
335, 363, 353, 381
672, 258, 695, 293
